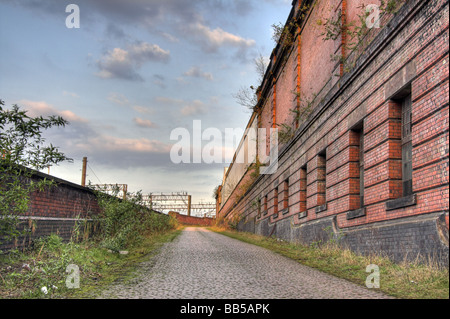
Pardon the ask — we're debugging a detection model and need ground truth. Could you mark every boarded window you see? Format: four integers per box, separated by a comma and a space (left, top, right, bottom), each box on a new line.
283, 180, 289, 210
274, 188, 279, 215
317, 150, 327, 205
359, 130, 365, 207
352, 125, 365, 208
401, 94, 413, 196
299, 165, 307, 212
351, 120, 365, 208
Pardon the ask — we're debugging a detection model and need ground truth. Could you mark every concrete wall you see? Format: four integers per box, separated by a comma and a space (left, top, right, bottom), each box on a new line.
218, 0, 449, 266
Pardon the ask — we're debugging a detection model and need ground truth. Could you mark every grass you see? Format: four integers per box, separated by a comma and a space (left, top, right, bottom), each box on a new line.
0, 228, 183, 299
209, 226, 449, 299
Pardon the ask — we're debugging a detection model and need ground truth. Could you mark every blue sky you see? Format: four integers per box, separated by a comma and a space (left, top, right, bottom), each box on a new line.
0, 0, 291, 207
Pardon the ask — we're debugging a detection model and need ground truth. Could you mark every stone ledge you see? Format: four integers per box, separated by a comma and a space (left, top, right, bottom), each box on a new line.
385, 194, 416, 211
315, 204, 327, 214
298, 211, 308, 219
347, 208, 366, 220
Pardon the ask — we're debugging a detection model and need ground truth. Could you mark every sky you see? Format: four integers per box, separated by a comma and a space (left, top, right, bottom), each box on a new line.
0, 0, 292, 210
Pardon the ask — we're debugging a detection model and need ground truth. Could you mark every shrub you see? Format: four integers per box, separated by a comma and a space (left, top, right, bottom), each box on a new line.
93, 187, 177, 251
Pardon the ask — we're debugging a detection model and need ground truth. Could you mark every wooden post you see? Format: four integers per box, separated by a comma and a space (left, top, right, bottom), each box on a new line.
123, 184, 128, 201
81, 157, 87, 187
188, 195, 192, 216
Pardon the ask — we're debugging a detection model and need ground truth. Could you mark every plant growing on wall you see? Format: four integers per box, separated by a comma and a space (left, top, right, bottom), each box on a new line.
0, 99, 72, 244
319, 0, 406, 73
291, 93, 316, 124
272, 22, 295, 49
213, 185, 220, 201
232, 54, 268, 111
277, 123, 295, 145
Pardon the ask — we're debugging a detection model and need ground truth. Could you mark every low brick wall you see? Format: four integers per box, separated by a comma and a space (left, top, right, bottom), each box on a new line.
0, 169, 102, 252
169, 212, 216, 227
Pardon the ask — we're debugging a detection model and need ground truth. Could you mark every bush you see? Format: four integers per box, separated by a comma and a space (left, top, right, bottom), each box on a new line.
93, 187, 177, 251
0, 100, 71, 244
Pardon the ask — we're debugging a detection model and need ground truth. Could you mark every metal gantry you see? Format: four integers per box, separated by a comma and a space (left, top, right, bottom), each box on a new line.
142, 192, 215, 218
91, 184, 128, 200
90, 187, 215, 218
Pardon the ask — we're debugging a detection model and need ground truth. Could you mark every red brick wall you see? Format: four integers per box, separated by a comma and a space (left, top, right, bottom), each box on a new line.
28, 178, 101, 220
219, 0, 449, 241
169, 212, 215, 227
0, 169, 102, 251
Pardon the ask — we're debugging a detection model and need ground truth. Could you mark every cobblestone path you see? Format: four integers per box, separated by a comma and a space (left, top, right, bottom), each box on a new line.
98, 227, 391, 299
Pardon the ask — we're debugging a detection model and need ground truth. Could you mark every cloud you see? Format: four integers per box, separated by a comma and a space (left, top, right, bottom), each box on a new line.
62, 91, 80, 98
183, 66, 214, 81
96, 42, 170, 81
152, 74, 167, 89
105, 23, 127, 39
128, 42, 170, 64
77, 135, 171, 154
18, 100, 88, 124
133, 105, 155, 115
5, 0, 259, 60
161, 32, 179, 43
181, 100, 208, 116
133, 117, 158, 129
107, 92, 129, 105
153, 96, 209, 116
185, 22, 256, 53
155, 97, 184, 105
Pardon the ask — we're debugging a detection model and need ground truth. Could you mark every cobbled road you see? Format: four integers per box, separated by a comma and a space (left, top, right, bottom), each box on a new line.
98, 227, 391, 299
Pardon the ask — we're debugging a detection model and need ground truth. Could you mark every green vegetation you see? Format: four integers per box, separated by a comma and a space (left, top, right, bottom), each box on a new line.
92, 185, 178, 253
0, 228, 181, 299
0, 190, 179, 299
1, 100, 180, 299
0, 100, 72, 244
210, 228, 449, 299
320, 0, 406, 72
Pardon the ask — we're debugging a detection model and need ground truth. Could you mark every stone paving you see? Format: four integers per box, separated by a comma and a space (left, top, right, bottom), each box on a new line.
98, 227, 392, 299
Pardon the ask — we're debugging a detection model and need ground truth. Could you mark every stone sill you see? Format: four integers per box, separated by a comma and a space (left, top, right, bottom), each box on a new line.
298, 211, 308, 219
281, 208, 289, 215
386, 194, 416, 211
347, 207, 366, 220
315, 204, 327, 214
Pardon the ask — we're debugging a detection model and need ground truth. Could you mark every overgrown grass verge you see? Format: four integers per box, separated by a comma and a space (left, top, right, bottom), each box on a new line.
0, 227, 182, 299
0, 186, 182, 299
209, 227, 449, 299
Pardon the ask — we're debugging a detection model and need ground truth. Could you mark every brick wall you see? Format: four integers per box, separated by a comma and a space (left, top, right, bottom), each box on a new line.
218, 0, 449, 265
169, 212, 216, 227
0, 169, 102, 251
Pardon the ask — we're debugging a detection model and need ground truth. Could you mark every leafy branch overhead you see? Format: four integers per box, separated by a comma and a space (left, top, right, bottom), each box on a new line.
0, 99, 72, 242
